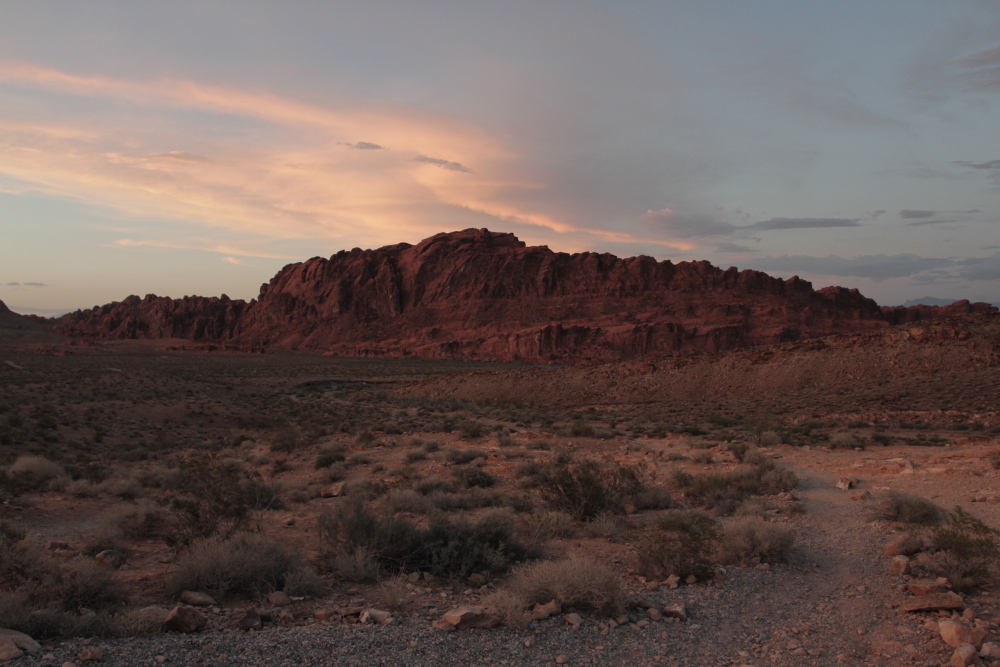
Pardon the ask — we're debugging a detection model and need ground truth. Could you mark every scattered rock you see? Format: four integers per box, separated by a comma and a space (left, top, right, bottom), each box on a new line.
647, 608, 662, 621
360, 609, 392, 625
889, 555, 910, 575
440, 606, 497, 630
431, 620, 456, 632
266, 591, 291, 607
79, 647, 103, 661
44, 541, 70, 551
163, 606, 207, 633
950, 644, 980, 666
663, 600, 687, 622
0, 638, 22, 661
885, 534, 922, 557
467, 573, 486, 585
0, 629, 40, 653
94, 550, 127, 569
320, 482, 345, 498
907, 579, 949, 596
555, 654, 569, 665
179, 591, 216, 607
940, 620, 987, 650
531, 600, 561, 620
238, 610, 262, 631
836, 477, 857, 491
901, 592, 964, 613
564, 613, 583, 629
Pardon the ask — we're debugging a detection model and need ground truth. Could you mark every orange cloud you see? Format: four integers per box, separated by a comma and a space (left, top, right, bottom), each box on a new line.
0, 61, 682, 255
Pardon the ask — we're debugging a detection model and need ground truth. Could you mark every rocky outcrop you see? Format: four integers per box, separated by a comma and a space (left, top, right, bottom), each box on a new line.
50, 229, 998, 363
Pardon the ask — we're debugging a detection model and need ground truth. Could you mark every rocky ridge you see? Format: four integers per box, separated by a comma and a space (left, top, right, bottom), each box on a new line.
52, 229, 997, 363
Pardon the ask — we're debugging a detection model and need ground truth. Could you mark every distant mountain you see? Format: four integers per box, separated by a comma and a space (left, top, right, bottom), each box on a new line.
902, 297, 962, 307
51, 229, 1000, 363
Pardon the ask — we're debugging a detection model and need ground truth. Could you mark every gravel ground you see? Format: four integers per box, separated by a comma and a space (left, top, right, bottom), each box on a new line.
15, 470, 981, 667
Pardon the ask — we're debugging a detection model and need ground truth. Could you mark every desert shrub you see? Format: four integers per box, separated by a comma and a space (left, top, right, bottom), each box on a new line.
538, 459, 646, 520
162, 454, 281, 548
728, 442, 749, 462
381, 489, 432, 515
505, 555, 625, 617
691, 451, 714, 465
870, 491, 943, 526
483, 589, 529, 627
0, 527, 127, 638
671, 470, 694, 487
445, 447, 486, 465
317, 502, 533, 579
828, 432, 862, 449
415, 477, 453, 496
632, 486, 674, 511
685, 461, 796, 515
375, 575, 410, 611
456, 467, 497, 489
347, 453, 373, 466
281, 566, 328, 598
989, 449, 1000, 470
66, 479, 99, 498
585, 513, 623, 539
405, 449, 428, 463
719, 517, 794, 564
496, 430, 515, 447
0, 455, 69, 496
458, 420, 485, 439
733, 497, 769, 518
314, 449, 345, 469
919, 507, 1000, 592
355, 429, 376, 446
168, 532, 305, 600
98, 473, 143, 501
635, 510, 719, 580
520, 510, 576, 542
759, 431, 782, 447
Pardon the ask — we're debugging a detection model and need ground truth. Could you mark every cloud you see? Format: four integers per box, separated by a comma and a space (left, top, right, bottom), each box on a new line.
956, 254, 1000, 281
900, 209, 937, 219
956, 46, 1000, 93
953, 160, 1000, 170
220, 256, 244, 265
344, 141, 384, 150
749, 254, 954, 281
23, 282, 47, 287
714, 242, 757, 253
906, 218, 960, 227
639, 207, 738, 238
413, 155, 473, 173
5, 282, 18, 286
748, 217, 860, 231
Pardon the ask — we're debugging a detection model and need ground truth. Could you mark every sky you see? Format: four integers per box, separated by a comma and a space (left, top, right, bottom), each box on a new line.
1, 1, 998, 316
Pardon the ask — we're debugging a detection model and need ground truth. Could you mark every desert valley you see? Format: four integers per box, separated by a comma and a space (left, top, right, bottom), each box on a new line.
0, 230, 998, 666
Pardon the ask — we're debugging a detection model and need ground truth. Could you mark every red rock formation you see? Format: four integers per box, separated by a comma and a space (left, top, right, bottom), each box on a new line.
50, 229, 998, 362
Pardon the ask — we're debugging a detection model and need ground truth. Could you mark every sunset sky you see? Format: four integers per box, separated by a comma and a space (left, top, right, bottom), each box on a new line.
1, 1, 999, 315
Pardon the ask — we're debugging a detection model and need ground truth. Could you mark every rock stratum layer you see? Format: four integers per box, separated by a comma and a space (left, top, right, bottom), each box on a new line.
53, 229, 997, 362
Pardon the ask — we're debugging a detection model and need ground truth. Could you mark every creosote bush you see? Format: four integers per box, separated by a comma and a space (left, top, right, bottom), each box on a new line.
870, 491, 943, 526
503, 555, 626, 618
317, 501, 535, 579
920, 507, 1000, 592
685, 460, 796, 516
539, 459, 666, 520
718, 517, 794, 565
635, 510, 719, 580
168, 532, 312, 601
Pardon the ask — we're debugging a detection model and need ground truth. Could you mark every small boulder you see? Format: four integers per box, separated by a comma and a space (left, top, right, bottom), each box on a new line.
901, 592, 964, 613
889, 555, 910, 575
441, 606, 497, 630
951, 644, 980, 667
163, 606, 207, 633
564, 613, 583, 629
320, 482, 345, 498
467, 573, 486, 585
663, 600, 687, 622
431, 619, 456, 632
94, 550, 127, 569
836, 477, 856, 491
238, 610, 262, 631
647, 608, 662, 622
0, 629, 40, 653
79, 647, 103, 661
907, 579, 948, 596
980, 642, 1000, 659
0, 638, 22, 661
179, 591, 216, 607
531, 600, 561, 620
266, 591, 291, 607
940, 620, 988, 650
360, 609, 392, 625
885, 534, 922, 557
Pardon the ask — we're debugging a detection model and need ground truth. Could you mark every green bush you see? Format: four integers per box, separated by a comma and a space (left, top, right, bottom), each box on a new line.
635, 510, 719, 580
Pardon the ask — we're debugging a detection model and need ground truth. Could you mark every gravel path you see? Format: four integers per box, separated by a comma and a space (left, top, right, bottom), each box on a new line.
15, 470, 975, 666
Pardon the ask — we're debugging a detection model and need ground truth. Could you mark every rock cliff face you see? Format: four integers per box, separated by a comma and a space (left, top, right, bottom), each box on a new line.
51, 229, 998, 362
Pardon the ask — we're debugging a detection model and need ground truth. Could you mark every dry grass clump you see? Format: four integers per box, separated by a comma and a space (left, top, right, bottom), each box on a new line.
8, 455, 67, 481
503, 555, 626, 618
520, 510, 576, 541
685, 461, 797, 516
635, 510, 719, 580
870, 491, 944, 526
538, 459, 666, 520
168, 532, 310, 601
917, 508, 1000, 593
483, 589, 529, 627
718, 517, 795, 565
375, 575, 410, 611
